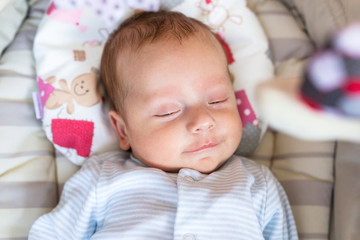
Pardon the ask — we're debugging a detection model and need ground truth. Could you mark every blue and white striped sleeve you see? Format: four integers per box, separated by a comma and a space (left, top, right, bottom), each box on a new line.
262, 166, 298, 240
28, 157, 103, 240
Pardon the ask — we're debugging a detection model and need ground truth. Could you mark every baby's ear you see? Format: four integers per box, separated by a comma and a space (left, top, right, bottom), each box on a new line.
109, 110, 130, 151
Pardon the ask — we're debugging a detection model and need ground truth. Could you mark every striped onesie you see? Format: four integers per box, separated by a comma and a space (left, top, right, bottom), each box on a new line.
29, 150, 298, 240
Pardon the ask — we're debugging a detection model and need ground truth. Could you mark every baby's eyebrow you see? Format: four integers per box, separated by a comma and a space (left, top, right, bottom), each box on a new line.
141, 94, 172, 109
146, 98, 181, 110
142, 88, 176, 102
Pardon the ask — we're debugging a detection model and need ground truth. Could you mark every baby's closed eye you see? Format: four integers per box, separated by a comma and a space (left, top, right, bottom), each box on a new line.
207, 96, 230, 110
155, 109, 181, 117
152, 103, 183, 118
209, 98, 228, 105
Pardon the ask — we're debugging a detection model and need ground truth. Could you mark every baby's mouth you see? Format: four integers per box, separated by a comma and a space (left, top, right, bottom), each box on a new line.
185, 142, 218, 153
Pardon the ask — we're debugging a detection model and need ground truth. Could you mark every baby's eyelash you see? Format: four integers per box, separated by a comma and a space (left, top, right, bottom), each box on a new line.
155, 109, 181, 117
156, 112, 174, 117
209, 98, 228, 104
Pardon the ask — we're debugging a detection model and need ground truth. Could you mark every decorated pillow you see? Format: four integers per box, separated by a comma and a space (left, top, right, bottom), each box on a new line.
33, 0, 274, 165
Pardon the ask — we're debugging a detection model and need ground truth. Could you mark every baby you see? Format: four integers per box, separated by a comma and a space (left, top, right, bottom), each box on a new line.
29, 11, 298, 239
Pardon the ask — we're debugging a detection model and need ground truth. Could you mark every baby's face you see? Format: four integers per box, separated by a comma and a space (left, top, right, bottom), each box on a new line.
112, 37, 242, 173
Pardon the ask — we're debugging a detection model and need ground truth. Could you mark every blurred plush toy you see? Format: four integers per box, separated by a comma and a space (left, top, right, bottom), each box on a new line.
301, 23, 360, 117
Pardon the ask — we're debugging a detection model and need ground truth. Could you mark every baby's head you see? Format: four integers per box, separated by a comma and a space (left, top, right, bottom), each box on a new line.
101, 11, 242, 173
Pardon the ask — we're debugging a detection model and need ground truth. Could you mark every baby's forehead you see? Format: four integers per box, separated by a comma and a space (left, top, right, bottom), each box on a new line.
123, 38, 229, 80
118, 35, 226, 76
117, 33, 229, 83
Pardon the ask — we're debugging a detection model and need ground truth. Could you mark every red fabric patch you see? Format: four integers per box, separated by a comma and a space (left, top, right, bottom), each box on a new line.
52, 119, 94, 157
215, 34, 235, 65
46, 2, 56, 15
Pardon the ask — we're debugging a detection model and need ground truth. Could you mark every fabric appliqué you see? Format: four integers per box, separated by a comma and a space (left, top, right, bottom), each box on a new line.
38, 76, 55, 109
73, 49, 86, 62
46, 1, 87, 32
199, 0, 243, 34
42, 67, 101, 114
51, 119, 94, 157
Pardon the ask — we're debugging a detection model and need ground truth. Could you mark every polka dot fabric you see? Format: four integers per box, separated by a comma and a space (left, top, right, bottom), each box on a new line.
53, 0, 160, 26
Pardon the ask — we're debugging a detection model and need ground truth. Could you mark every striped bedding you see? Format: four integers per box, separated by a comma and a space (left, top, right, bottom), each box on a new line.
249, 131, 335, 240
0, 0, 57, 239
0, 0, 358, 239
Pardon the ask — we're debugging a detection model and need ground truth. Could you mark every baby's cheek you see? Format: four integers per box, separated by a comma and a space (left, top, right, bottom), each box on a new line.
226, 111, 243, 142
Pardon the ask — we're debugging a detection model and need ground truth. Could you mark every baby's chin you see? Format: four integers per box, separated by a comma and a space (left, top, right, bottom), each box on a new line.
184, 157, 229, 174
136, 151, 232, 174
149, 159, 224, 174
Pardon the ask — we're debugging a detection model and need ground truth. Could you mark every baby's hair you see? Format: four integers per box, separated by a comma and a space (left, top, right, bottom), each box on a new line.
101, 10, 225, 115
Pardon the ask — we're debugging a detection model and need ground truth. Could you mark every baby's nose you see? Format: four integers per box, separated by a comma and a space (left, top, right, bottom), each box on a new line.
186, 107, 216, 133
